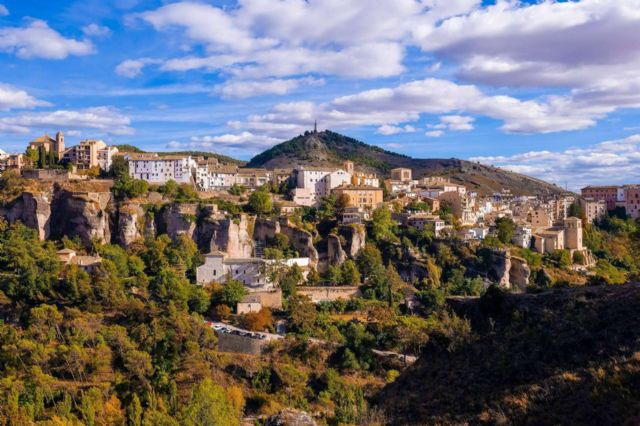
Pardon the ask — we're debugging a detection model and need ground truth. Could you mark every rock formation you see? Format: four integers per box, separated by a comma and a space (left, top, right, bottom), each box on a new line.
488, 249, 530, 290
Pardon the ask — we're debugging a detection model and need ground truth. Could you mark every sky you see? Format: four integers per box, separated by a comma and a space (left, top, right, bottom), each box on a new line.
1, 0, 640, 190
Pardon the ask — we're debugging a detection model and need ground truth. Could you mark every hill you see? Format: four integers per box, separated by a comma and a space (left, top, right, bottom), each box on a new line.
247, 130, 566, 196
377, 284, 640, 425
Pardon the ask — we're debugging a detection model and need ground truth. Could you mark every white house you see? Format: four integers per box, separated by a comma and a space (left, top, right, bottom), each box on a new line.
196, 252, 310, 291
196, 164, 238, 191
127, 153, 197, 184
295, 167, 351, 204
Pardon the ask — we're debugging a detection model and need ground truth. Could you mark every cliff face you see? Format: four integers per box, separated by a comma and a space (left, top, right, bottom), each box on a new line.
254, 217, 319, 266
0, 188, 256, 257
487, 249, 531, 290
49, 190, 114, 246
0, 192, 52, 239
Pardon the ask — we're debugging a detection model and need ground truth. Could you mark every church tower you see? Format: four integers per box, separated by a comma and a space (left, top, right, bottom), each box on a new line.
55, 131, 65, 159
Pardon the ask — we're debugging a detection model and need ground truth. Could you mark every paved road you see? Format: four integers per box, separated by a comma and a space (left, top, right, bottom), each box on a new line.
206, 320, 417, 364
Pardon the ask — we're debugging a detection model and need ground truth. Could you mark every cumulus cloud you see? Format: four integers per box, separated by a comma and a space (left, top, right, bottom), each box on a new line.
115, 58, 160, 78
470, 134, 640, 190
429, 115, 475, 132
215, 77, 324, 99
225, 78, 610, 140
82, 24, 112, 38
0, 84, 50, 111
377, 124, 417, 136
169, 131, 280, 153
0, 20, 94, 59
0, 107, 133, 135
126, 0, 482, 79
425, 130, 443, 138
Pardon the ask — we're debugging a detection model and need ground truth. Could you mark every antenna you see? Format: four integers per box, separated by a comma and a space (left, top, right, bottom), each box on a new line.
314, 120, 317, 133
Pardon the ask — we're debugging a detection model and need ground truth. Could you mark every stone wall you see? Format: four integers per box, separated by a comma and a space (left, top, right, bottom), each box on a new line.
217, 332, 268, 355
298, 286, 361, 303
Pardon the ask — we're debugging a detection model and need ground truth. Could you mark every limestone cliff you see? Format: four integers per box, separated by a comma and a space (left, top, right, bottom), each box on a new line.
0, 191, 52, 239
326, 234, 347, 268
487, 249, 530, 290
254, 217, 319, 266
49, 189, 114, 246
117, 202, 146, 247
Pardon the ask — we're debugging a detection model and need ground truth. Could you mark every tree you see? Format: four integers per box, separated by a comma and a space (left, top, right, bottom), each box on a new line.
280, 264, 303, 298
341, 260, 361, 285
372, 206, 397, 242
127, 394, 143, 426
214, 277, 248, 309
240, 308, 273, 331
287, 295, 317, 335
181, 379, 244, 426
356, 243, 383, 279
248, 190, 272, 216
495, 217, 516, 244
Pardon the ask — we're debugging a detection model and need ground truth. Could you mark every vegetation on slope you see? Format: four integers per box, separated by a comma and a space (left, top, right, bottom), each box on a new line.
247, 130, 566, 196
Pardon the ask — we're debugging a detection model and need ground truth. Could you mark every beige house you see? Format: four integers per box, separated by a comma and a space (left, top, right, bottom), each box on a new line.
333, 185, 384, 210
391, 168, 412, 182
63, 139, 118, 170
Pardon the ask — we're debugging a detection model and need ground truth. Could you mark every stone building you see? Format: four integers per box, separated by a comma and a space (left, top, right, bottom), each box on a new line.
28, 132, 65, 159
332, 185, 383, 210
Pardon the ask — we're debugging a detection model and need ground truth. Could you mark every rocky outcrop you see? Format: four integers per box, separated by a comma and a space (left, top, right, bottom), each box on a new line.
254, 217, 319, 266
50, 190, 114, 247
161, 203, 198, 240
196, 211, 254, 258
339, 224, 365, 258
327, 234, 347, 267
488, 249, 530, 290
0, 192, 52, 239
117, 202, 146, 247
265, 410, 317, 426
510, 255, 531, 291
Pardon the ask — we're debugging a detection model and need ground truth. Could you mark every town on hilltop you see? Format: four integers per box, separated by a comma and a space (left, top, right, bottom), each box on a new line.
1, 129, 639, 424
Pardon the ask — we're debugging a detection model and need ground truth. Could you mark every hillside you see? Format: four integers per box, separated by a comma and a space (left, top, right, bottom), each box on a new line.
247, 130, 566, 196
377, 284, 640, 425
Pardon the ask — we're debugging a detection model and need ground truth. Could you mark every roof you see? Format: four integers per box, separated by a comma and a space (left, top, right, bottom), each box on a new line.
207, 165, 238, 174
334, 185, 383, 191
30, 135, 56, 144
240, 294, 262, 304
57, 248, 76, 254
70, 255, 101, 266
127, 153, 189, 161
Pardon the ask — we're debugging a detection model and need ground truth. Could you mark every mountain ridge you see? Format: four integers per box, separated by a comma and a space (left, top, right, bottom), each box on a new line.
247, 130, 567, 196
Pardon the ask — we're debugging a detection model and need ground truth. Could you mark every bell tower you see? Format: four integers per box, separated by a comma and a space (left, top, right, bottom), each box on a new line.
55, 131, 65, 159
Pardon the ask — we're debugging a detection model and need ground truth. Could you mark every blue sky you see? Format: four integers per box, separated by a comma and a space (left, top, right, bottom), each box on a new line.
1, 0, 640, 189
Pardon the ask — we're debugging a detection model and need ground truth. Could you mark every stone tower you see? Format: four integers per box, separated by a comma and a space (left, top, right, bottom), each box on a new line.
564, 216, 583, 250
55, 131, 65, 159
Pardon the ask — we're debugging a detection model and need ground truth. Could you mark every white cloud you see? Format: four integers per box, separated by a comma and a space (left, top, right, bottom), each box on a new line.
0, 4, 8, 16
425, 130, 443, 138
438, 115, 475, 131
470, 134, 640, 190
215, 77, 324, 99
0, 107, 133, 135
115, 58, 160, 78
0, 84, 50, 111
0, 20, 94, 59
377, 124, 417, 135
82, 24, 112, 38
227, 78, 607, 139
168, 131, 280, 153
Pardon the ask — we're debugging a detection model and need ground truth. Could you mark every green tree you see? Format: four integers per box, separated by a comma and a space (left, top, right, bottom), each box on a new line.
495, 217, 516, 244
181, 379, 243, 426
371, 206, 398, 242
214, 277, 248, 308
341, 260, 361, 285
248, 189, 272, 216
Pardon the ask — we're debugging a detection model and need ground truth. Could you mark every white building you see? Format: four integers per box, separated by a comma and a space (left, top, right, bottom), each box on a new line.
127, 153, 197, 184
196, 164, 238, 191
98, 146, 119, 171
196, 252, 310, 291
295, 167, 351, 204
512, 225, 532, 248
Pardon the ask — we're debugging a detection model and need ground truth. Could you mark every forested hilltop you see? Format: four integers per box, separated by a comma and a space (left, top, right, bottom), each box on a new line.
247, 130, 565, 196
